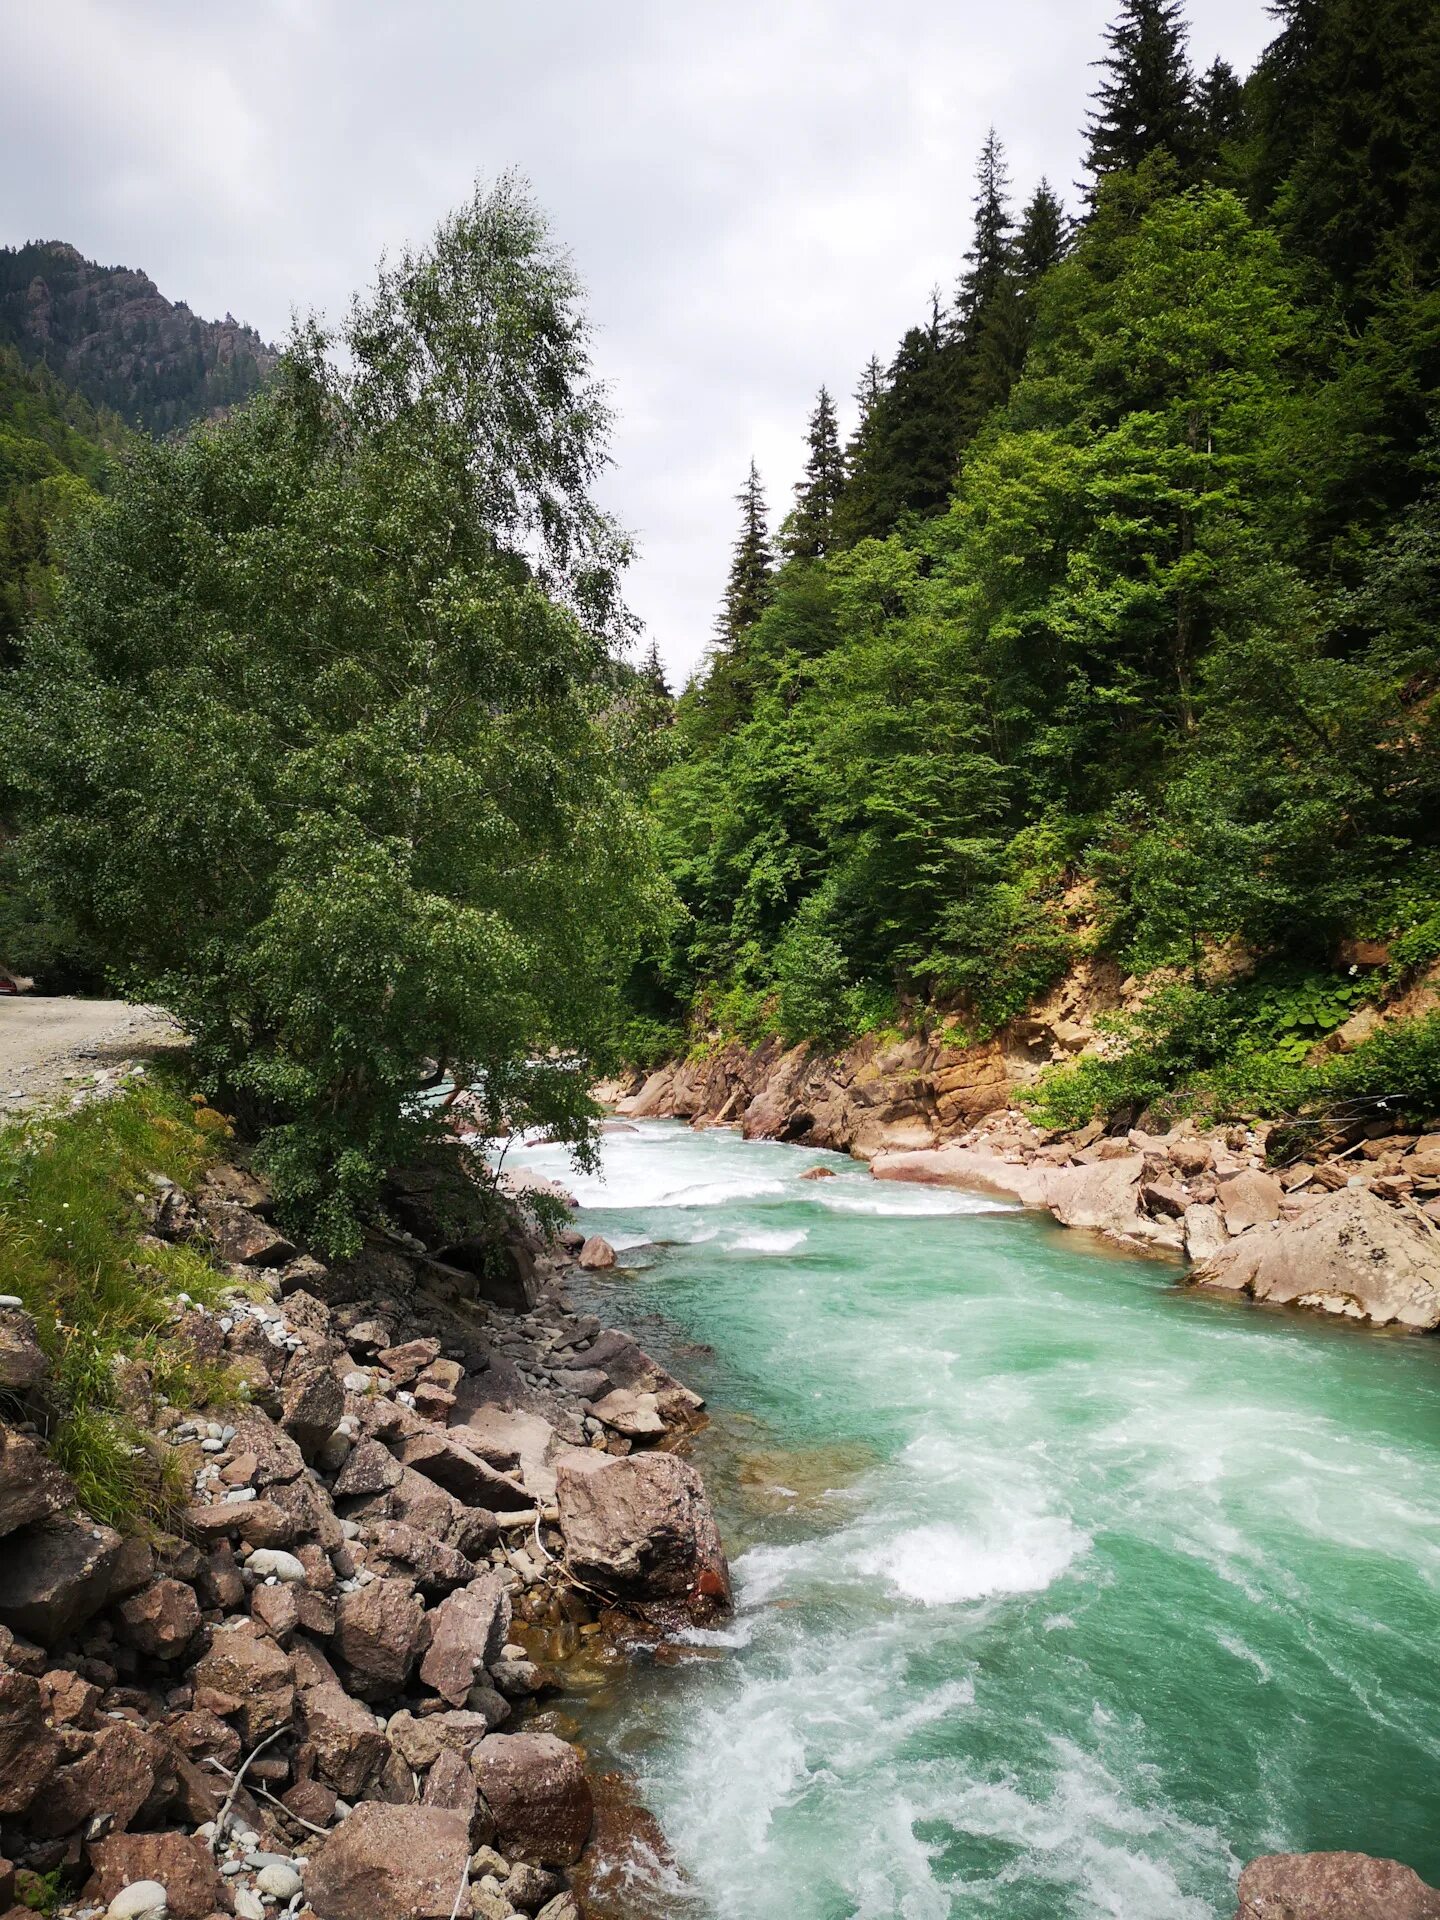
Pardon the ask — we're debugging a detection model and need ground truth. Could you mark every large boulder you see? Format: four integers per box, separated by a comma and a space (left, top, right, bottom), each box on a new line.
469, 1732, 592, 1866
396, 1431, 530, 1511
306, 1802, 471, 1920
1234, 1850, 1440, 1917
116, 1577, 202, 1659
0, 1512, 121, 1641
298, 1679, 387, 1797
418, 1573, 511, 1706
554, 1451, 730, 1628
1191, 1187, 1440, 1329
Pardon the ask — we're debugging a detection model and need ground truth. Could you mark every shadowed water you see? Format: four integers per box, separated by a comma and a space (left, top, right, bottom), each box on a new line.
512, 1120, 1440, 1920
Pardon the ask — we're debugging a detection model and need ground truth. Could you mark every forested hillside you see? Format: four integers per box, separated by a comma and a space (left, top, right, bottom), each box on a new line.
630, 0, 1440, 1123
0, 240, 276, 436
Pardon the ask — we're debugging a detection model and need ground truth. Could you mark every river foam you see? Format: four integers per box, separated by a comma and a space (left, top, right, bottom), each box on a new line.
533, 1119, 1440, 1918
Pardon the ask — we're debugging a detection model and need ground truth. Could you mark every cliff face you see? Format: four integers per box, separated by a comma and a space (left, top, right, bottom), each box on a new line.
0, 241, 277, 437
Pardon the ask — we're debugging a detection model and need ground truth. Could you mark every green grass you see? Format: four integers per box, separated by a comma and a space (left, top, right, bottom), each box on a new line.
0, 1077, 247, 1528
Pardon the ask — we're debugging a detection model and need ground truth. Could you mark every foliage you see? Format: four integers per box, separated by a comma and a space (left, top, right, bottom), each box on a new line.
0, 1079, 240, 1528
3, 178, 668, 1253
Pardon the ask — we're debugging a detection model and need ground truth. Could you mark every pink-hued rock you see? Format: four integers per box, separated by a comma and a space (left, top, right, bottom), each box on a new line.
85, 1831, 228, 1920
418, 1574, 511, 1707
117, 1577, 202, 1658
333, 1575, 425, 1697
0, 1513, 121, 1641
469, 1732, 593, 1867
1234, 1850, 1440, 1918
1192, 1186, 1440, 1329
306, 1803, 471, 1920
191, 1617, 294, 1744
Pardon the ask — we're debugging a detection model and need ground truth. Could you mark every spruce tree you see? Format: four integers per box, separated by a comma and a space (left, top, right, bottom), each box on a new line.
831, 358, 889, 548
715, 459, 773, 648
787, 386, 846, 560
1195, 57, 1244, 174
955, 130, 1015, 339
638, 638, 671, 700
1017, 180, 1069, 287
1082, 0, 1197, 199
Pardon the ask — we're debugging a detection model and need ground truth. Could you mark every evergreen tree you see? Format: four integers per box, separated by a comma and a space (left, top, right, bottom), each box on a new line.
787, 386, 846, 560
715, 459, 774, 648
831, 358, 890, 548
1195, 56, 1244, 173
955, 130, 1015, 339
639, 638, 671, 700
1082, 0, 1197, 199
1016, 180, 1069, 287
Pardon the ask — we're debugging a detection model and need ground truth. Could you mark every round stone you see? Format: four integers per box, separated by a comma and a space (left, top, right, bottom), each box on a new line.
106, 1883, 169, 1920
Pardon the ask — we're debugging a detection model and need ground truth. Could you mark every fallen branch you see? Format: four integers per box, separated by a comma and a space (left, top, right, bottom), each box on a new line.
205, 1727, 288, 1851
201, 1756, 330, 1838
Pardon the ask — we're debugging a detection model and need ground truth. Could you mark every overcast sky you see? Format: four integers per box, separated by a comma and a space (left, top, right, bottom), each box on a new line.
4, 0, 1275, 682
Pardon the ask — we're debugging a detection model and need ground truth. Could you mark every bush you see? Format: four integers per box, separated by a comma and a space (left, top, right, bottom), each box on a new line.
0, 1079, 241, 1526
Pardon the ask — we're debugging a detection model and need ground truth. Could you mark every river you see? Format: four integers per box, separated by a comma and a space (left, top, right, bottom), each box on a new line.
510, 1119, 1440, 1920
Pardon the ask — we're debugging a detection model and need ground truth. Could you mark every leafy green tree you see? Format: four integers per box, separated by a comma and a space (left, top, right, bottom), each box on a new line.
3, 177, 666, 1252
1082, 0, 1197, 199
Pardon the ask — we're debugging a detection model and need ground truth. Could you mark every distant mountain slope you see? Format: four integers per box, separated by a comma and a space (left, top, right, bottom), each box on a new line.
0, 240, 277, 437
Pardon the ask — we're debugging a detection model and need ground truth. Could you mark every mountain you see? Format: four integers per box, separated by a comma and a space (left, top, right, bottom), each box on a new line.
0, 240, 277, 437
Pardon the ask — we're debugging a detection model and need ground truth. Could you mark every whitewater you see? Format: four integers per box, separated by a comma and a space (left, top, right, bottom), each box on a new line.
510, 1120, 1440, 1920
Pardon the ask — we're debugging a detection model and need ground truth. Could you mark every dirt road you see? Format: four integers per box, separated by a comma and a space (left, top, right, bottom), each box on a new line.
0, 997, 184, 1118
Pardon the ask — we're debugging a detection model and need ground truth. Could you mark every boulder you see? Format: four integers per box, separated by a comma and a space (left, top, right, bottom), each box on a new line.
0, 1512, 121, 1641
298, 1680, 386, 1797
1234, 1850, 1440, 1918
396, 1432, 530, 1511
554, 1451, 731, 1628
333, 1575, 424, 1697
0, 1666, 60, 1814
85, 1832, 228, 1920
200, 1200, 296, 1267
418, 1574, 512, 1706
1216, 1167, 1283, 1235
578, 1235, 616, 1270
0, 1426, 72, 1538
387, 1707, 503, 1770
1191, 1187, 1440, 1329
29, 1720, 173, 1838
332, 1437, 403, 1498
0, 1308, 46, 1396
588, 1389, 665, 1437
191, 1618, 294, 1744
305, 1802, 471, 1920
117, 1578, 202, 1659
469, 1732, 593, 1866
280, 1359, 345, 1455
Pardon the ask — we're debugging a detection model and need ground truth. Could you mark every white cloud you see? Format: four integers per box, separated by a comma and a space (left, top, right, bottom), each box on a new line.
0, 0, 1276, 680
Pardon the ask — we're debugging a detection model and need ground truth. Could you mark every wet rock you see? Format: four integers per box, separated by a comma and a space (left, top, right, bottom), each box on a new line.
578, 1235, 616, 1270
305, 1802, 471, 1920
555, 1452, 731, 1628
1234, 1850, 1440, 1917
86, 1832, 228, 1920
0, 1512, 122, 1641
469, 1731, 592, 1867
1192, 1186, 1440, 1329
419, 1574, 512, 1706
333, 1575, 424, 1697
117, 1578, 202, 1659
799, 1165, 836, 1180
191, 1617, 294, 1744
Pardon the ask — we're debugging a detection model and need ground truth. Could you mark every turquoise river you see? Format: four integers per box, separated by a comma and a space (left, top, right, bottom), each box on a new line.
510, 1119, 1440, 1920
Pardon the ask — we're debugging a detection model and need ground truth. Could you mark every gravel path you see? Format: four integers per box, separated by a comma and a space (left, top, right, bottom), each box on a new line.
0, 996, 185, 1118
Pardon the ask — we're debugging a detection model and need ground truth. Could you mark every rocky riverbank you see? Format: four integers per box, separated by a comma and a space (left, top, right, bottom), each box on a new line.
602, 1025, 1440, 1332
0, 1140, 728, 1920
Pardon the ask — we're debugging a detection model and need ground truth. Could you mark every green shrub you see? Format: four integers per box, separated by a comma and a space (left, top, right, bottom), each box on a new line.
0, 1079, 241, 1526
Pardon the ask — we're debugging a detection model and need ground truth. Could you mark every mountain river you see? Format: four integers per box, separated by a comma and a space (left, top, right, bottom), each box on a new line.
508, 1119, 1440, 1920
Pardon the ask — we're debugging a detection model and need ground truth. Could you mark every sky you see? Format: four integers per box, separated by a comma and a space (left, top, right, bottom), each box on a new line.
2, 0, 1276, 684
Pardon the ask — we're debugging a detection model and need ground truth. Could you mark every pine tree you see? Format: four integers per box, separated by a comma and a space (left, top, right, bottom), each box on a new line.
831, 359, 889, 549
1195, 57, 1244, 173
715, 459, 773, 648
787, 386, 846, 560
639, 638, 671, 700
1082, 0, 1197, 199
1016, 180, 1069, 287
955, 130, 1016, 340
